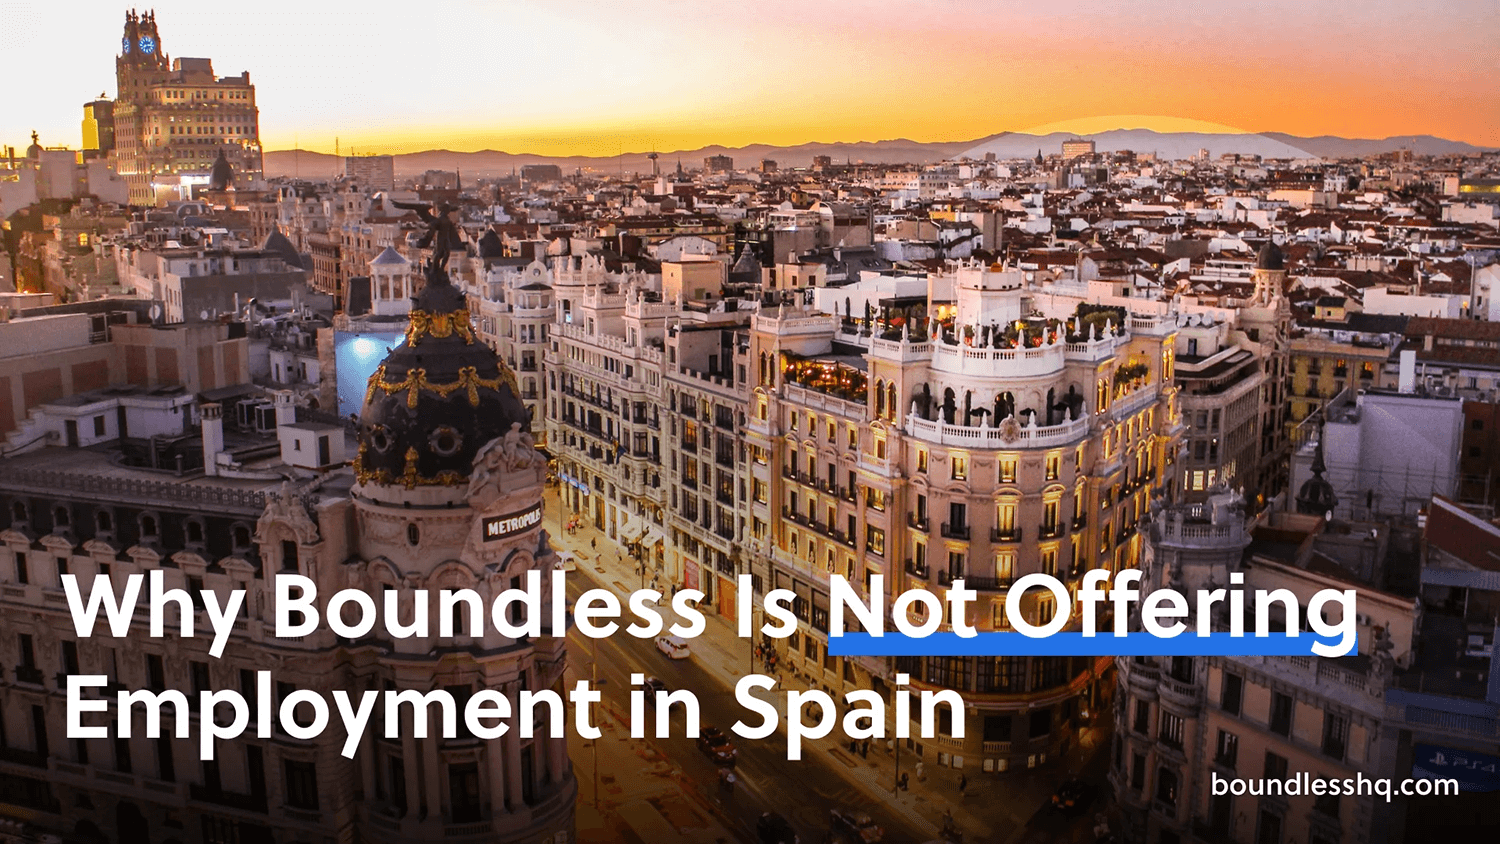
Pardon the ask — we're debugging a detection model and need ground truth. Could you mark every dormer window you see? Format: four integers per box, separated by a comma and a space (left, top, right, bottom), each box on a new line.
140, 514, 159, 539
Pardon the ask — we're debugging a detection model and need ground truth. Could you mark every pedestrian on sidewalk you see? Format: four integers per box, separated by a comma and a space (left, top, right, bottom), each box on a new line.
959, 773, 968, 795
915, 761, 925, 782
899, 772, 909, 791
861, 739, 869, 758
591, 538, 597, 550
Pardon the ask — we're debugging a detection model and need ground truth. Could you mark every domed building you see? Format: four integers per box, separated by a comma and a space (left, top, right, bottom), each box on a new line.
251, 269, 576, 842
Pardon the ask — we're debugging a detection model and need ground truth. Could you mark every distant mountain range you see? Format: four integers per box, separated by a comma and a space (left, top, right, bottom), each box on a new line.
263, 130, 1493, 180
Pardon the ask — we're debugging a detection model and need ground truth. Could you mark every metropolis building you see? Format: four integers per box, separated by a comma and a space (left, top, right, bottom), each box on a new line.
0, 271, 574, 841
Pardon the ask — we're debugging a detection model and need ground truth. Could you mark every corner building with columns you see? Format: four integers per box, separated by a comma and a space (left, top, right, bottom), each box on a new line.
746, 262, 1185, 774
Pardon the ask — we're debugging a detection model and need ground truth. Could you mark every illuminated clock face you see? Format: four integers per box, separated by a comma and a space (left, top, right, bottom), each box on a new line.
122, 35, 131, 53
138, 35, 156, 55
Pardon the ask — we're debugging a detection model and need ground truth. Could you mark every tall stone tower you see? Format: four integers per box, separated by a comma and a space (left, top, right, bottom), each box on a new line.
1239, 240, 1292, 506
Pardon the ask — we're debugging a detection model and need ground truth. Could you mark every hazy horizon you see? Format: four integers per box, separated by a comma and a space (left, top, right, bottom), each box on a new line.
3, 0, 1496, 156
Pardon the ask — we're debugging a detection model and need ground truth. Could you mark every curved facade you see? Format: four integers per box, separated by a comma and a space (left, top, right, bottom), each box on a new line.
747, 263, 1186, 774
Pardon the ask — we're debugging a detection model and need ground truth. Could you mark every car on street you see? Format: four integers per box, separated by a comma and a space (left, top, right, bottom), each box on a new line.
1050, 778, 1097, 814
757, 811, 798, 844
830, 808, 883, 842
656, 634, 691, 659
553, 551, 578, 572
696, 725, 737, 765
640, 676, 668, 703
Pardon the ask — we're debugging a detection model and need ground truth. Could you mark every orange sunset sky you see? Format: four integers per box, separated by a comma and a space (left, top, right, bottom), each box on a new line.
2, 0, 1497, 156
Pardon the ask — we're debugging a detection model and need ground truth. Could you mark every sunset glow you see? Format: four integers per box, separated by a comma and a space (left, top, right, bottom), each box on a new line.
2, 0, 1496, 155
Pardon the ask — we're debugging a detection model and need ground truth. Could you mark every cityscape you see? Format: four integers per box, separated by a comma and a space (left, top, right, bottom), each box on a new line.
1, 4, 1499, 844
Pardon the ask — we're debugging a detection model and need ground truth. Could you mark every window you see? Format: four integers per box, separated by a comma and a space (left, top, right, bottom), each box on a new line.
450, 763, 484, 823
1130, 753, 1146, 792
1160, 711, 1184, 749
865, 526, 885, 556
1220, 672, 1243, 716
1045, 452, 1060, 481
281, 540, 299, 572
156, 735, 175, 782
1263, 751, 1288, 780
951, 455, 968, 480
1133, 699, 1150, 734
1156, 766, 1179, 808
1269, 692, 1293, 736
14, 552, 27, 585
1000, 456, 1017, 483
147, 654, 166, 692
916, 449, 928, 473
1215, 730, 1238, 768
1321, 713, 1348, 761
1313, 790, 1339, 819
1257, 810, 1283, 844
285, 759, 319, 810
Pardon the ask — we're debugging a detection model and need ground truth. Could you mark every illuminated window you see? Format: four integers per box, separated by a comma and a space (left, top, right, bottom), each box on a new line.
999, 456, 1017, 483
1045, 452, 1060, 481
951, 455, 968, 481
917, 449, 928, 473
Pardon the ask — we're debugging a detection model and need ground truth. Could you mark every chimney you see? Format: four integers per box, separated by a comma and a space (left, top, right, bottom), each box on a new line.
274, 390, 296, 427
201, 402, 223, 476
1398, 349, 1417, 393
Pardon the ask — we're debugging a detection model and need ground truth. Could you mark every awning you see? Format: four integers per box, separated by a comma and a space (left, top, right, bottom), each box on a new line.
619, 517, 645, 543
642, 529, 664, 548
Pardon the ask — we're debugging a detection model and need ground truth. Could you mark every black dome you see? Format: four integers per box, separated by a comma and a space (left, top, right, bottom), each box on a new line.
355, 275, 527, 489
1295, 440, 1338, 516
1256, 241, 1285, 271
209, 150, 234, 191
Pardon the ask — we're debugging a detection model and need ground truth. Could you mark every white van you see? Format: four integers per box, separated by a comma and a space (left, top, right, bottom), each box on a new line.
655, 634, 691, 659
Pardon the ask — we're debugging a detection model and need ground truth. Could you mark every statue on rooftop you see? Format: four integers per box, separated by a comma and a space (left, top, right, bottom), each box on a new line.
388, 197, 463, 283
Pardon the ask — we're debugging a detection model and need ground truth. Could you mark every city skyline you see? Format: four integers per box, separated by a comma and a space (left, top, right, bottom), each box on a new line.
2, 0, 1498, 157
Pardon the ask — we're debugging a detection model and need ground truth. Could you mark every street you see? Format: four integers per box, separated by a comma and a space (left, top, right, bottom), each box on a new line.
563, 570, 929, 843
547, 489, 1116, 844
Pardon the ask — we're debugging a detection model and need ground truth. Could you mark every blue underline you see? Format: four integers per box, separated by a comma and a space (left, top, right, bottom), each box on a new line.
826, 632, 1353, 657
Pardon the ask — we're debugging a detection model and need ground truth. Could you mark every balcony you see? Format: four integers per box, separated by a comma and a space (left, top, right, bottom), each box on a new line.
1071, 514, 1087, 531
14, 666, 43, 685
0, 746, 49, 769
990, 526, 1023, 543
940, 522, 971, 540
1038, 523, 1063, 540
190, 784, 268, 814
904, 559, 929, 579
907, 514, 930, 532
963, 574, 1015, 591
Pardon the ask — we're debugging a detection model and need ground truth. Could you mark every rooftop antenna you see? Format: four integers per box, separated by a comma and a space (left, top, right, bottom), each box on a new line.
648, 147, 659, 178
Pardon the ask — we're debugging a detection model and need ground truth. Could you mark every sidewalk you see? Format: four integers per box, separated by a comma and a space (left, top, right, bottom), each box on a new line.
543, 488, 1106, 842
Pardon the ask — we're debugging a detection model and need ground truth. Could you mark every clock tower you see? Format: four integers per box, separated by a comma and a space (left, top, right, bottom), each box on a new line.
116, 9, 169, 101
107, 9, 262, 204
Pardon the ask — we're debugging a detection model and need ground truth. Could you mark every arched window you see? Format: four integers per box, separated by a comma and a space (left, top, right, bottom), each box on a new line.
96, 510, 113, 532
874, 380, 886, 418
407, 524, 421, 546
11, 501, 26, 522
231, 524, 251, 549
886, 383, 898, 420
186, 520, 204, 545
53, 505, 71, 527
140, 514, 159, 538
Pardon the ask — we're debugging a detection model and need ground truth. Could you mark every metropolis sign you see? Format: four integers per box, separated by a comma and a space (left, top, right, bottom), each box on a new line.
481, 503, 544, 542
